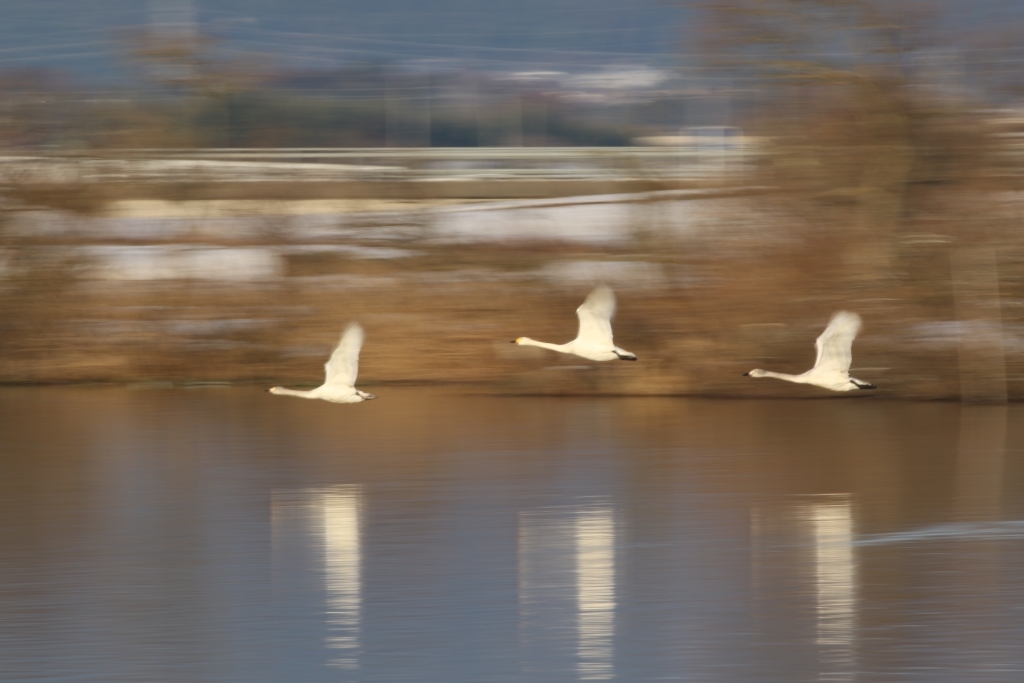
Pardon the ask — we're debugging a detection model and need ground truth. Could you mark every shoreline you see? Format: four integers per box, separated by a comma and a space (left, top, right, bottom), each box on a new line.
0, 380, 987, 402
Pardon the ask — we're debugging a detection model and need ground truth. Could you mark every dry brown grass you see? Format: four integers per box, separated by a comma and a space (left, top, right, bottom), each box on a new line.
1, 196, 1020, 401
2, 142, 1022, 400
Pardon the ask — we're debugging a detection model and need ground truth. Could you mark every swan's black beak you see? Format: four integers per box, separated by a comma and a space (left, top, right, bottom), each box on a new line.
510, 340, 516, 343
742, 372, 750, 376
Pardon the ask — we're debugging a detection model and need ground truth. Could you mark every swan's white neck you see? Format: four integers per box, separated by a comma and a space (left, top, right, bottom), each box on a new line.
517, 338, 572, 354
759, 370, 811, 384
269, 386, 319, 398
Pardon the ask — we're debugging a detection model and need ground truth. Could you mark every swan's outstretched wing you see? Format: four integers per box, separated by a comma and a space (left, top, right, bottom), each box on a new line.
813, 311, 861, 374
324, 323, 364, 388
575, 284, 616, 346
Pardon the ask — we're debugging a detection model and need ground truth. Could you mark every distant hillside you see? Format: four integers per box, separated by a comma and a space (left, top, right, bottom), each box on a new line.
0, 0, 690, 81
3, 0, 1023, 86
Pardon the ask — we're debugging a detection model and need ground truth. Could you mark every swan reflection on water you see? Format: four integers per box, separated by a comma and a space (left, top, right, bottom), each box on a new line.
272, 485, 363, 672
518, 503, 617, 681
809, 496, 856, 683
752, 494, 857, 683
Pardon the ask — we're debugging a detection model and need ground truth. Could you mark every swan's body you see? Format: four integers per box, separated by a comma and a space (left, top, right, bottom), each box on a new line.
513, 285, 637, 362
744, 311, 876, 392
269, 323, 377, 403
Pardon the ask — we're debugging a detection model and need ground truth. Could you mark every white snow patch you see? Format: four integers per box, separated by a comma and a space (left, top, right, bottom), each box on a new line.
539, 260, 664, 285
83, 246, 284, 281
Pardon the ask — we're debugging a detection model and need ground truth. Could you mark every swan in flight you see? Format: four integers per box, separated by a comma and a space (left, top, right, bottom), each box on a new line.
269, 323, 377, 403
512, 284, 637, 362
744, 311, 876, 391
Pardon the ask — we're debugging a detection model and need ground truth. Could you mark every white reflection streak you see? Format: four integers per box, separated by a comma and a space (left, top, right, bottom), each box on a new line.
810, 496, 855, 682
318, 485, 362, 670
518, 510, 576, 679
576, 508, 615, 681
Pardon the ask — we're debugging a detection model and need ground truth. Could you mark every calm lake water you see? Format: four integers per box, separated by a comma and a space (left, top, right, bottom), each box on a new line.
2, 387, 1024, 682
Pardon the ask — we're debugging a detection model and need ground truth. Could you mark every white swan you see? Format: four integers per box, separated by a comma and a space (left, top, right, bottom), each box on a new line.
744, 311, 876, 391
512, 284, 637, 362
269, 323, 377, 403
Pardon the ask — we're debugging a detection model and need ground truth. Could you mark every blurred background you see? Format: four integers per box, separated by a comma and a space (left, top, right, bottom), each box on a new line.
2, 0, 1024, 399
7, 5, 1024, 683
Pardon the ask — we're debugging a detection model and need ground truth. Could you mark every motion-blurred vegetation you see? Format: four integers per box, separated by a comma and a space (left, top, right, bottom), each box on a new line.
2, 0, 1024, 399
698, 0, 1020, 197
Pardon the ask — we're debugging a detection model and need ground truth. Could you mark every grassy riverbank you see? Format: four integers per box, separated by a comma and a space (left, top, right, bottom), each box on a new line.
3, 178, 1023, 401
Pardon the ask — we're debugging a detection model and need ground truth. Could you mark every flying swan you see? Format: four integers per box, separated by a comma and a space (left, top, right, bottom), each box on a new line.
744, 311, 876, 391
512, 284, 637, 362
269, 322, 377, 403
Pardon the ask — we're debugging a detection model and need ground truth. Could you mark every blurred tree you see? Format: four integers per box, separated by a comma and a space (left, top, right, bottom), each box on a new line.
691, 0, 996, 242
119, 27, 272, 146
0, 67, 77, 149
122, 27, 268, 97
